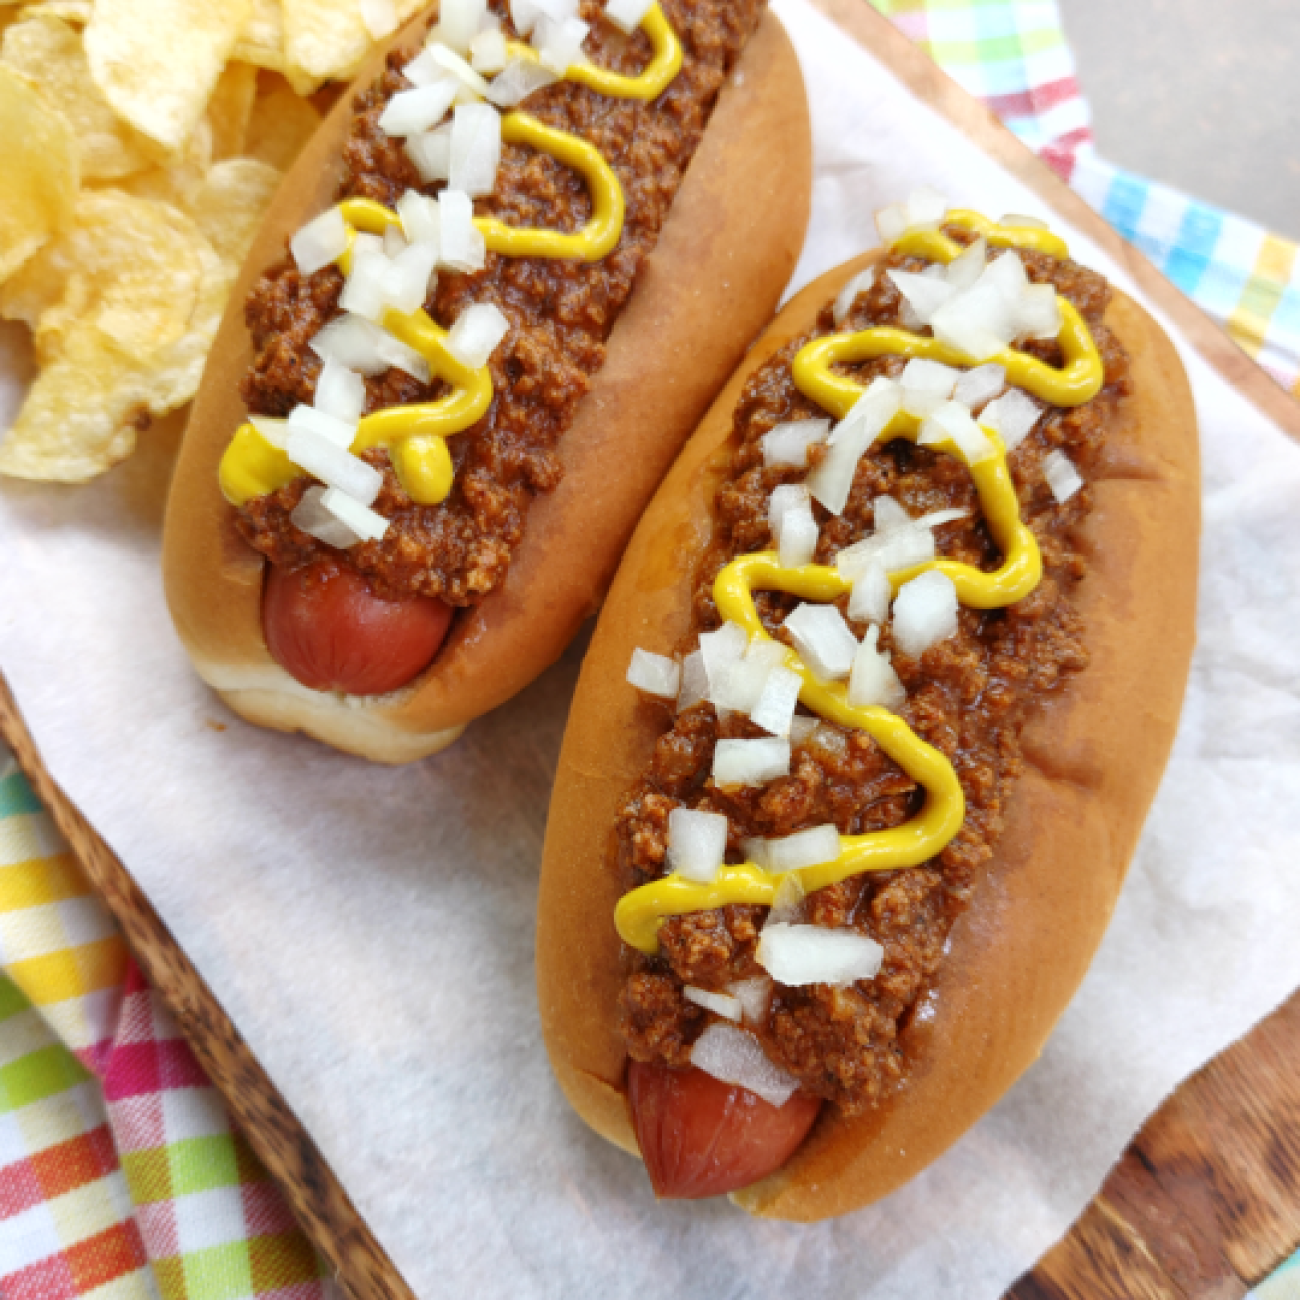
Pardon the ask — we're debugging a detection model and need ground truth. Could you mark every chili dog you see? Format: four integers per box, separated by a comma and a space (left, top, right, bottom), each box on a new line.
537, 195, 1200, 1215
163, 0, 810, 762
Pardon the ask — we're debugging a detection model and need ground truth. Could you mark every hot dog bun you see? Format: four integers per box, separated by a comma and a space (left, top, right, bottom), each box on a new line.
162, 8, 810, 764
535, 250, 1200, 1217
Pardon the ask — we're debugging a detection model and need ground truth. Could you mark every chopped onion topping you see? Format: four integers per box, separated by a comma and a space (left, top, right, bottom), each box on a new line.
310, 314, 390, 376
944, 235, 987, 292
873, 494, 910, 532
534, 14, 589, 74
807, 377, 901, 515
837, 497, 935, 580
848, 625, 906, 709
321, 486, 389, 542
758, 923, 884, 988
919, 400, 996, 464
954, 361, 1006, 410
929, 279, 1016, 361
713, 738, 791, 788
981, 387, 1039, 451
892, 570, 959, 659
1016, 282, 1062, 340
250, 415, 288, 451
710, 637, 784, 715
666, 807, 728, 883
832, 266, 877, 327
380, 82, 458, 137
765, 872, 806, 925
683, 985, 743, 1023
999, 211, 1049, 230
761, 418, 829, 469
677, 650, 707, 712
438, 0, 489, 53
375, 328, 431, 383
291, 207, 348, 275
405, 124, 453, 183
888, 269, 955, 327
788, 714, 818, 746
427, 42, 492, 97
916, 507, 968, 530
380, 240, 438, 316
875, 185, 948, 243
603, 0, 654, 34
725, 976, 773, 1026
470, 27, 508, 74
485, 55, 560, 106
783, 602, 858, 683
396, 190, 441, 253
764, 823, 841, 874
772, 490, 818, 569
446, 302, 509, 369
532, 0, 583, 19
1043, 449, 1083, 503
359, 0, 398, 38
698, 620, 748, 696
690, 1024, 800, 1108
627, 648, 680, 699
768, 482, 808, 540
339, 237, 388, 321
292, 486, 362, 549
899, 356, 960, 418
314, 357, 366, 424
846, 553, 891, 625
285, 427, 382, 505
808, 721, 847, 758
402, 48, 441, 87
509, 0, 542, 35
449, 102, 501, 196
287, 402, 355, 449
749, 665, 803, 739
742, 836, 769, 869
438, 189, 487, 272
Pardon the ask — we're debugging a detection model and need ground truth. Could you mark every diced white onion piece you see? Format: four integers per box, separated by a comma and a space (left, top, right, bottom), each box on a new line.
713, 738, 791, 788
846, 554, 891, 625
446, 302, 509, 369
921, 263, 947, 282
807, 378, 901, 515
875, 202, 908, 244
627, 648, 680, 699
788, 714, 818, 746
768, 482, 808, 540
892, 570, 959, 659
250, 415, 288, 450
709, 637, 783, 715
439, 0, 488, 53
837, 522, 933, 581
999, 211, 1049, 230
919, 400, 997, 464
761, 418, 829, 469
690, 1024, 800, 1108
766, 873, 806, 925
485, 55, 560, 106
783, 602, 858, 682
873, 494, 910, 533
292, 486, 361, 549
667, 807, 728, 883
340, 241, 389, 321
726, 976, 773, 1026
982, 250, 1030, 300
396, 190, 441, 253
383, 226, 407, 259
954, 362, 1005, 410
808, 721, 848, 758
1016, 282, 1062, 340
773, 492, 818, 569
535, 15, 589, 74
900, 356, 960, 417
359, 0, 398, 38
309, 314, 390, 376
742, 836, 769, 868
1044, 450, 1083, 503
380, 81, 458, 137
981, 388, 1039, 451
405, 125, 453, 183
321, 486, 389, 542
848, 625, 906, 709
448, 102, 502, 197
287, 401, 355, 449
285, 427, 383, 505
509, 0, 541, 35
402, 49, 441, 86
375, 328, 431, 383
765, 823, 841, 874
930, 281, 1017, 361
887, 268, 955, 326
314, 358, 366, 424
533, 0, 582, 19
944, 235, 987, 292
684, 985, 743, 1023
603, 0, 654, 33
470, 27, 509, 74
749, 664, 803, 739
916, 507, 967, 530
438, 189, 487, 272
428, 43, 492, 97
291, 207, 348, 275
832, 266, 877, 327
699, 620, 748, 696
758, 923, 884, 988
906, 185, 948, 230
677, 650, 707, 711
380, 240, 439, 315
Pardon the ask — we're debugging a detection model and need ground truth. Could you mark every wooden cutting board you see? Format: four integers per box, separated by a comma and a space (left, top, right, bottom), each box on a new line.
4, 2, 1299, 1297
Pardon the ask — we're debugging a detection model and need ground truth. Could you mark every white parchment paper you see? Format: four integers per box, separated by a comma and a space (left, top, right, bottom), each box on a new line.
3, 2, 1300, 1295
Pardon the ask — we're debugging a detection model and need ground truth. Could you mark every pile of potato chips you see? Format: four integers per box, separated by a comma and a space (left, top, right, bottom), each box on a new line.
0, 0, 425, 483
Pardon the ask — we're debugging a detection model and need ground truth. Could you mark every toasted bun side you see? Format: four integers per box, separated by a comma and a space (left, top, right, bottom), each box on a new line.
162, 11, 811, 764
536, 263, 1201, 1218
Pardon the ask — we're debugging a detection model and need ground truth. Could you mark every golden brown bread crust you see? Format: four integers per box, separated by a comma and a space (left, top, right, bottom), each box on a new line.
162, 10, 811, 763
534, 252, 1201, 1216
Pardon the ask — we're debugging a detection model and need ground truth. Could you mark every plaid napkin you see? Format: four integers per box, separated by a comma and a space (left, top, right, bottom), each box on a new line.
4, 1, 1300, 1296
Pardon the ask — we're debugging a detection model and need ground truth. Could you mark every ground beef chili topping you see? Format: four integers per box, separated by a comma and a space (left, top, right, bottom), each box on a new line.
618, 223, 1131, 1115
234, 0, 762, 604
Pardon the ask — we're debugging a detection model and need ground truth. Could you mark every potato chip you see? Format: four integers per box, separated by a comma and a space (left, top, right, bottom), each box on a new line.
283, 0, 370, 86
108, 116, 213, 210
84, 0, 251, 152
191, 159, 282, 269
16, 2, 93, 25
0, 63, 78, 284
233, 0, 285, 71
208, 60, 258, 162
245, 79, 322, 171
2, 14, 160, 181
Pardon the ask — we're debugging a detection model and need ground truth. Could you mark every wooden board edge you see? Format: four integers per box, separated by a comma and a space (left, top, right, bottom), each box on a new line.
0, 673, 411, 1300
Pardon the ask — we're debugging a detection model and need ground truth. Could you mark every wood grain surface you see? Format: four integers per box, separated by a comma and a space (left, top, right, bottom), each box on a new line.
2, 1, 1299, 1297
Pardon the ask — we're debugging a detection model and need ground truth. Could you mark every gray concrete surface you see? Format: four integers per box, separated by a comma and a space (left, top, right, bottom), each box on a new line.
1058, 0, 1300, 242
